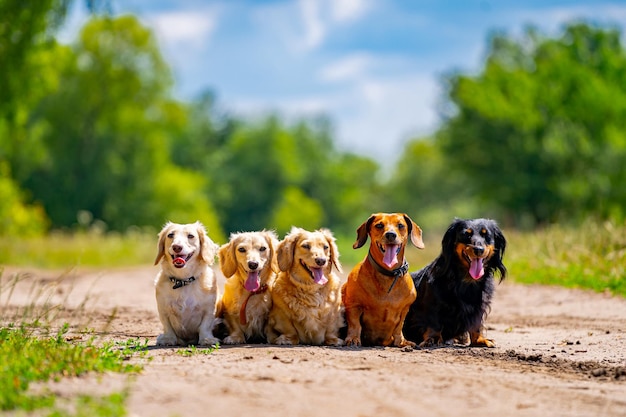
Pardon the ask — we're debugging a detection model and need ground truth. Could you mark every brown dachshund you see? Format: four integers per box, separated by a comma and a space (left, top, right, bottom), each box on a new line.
342, 213, 424, 347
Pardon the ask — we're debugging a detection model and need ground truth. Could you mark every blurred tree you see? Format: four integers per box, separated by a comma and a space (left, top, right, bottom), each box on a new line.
439, 23, 626, 226
0, 0, 110, 235
0, 163, 48, 236
385, 138, 482, 233
204, 114, 380, 236
23, 15, 223, 237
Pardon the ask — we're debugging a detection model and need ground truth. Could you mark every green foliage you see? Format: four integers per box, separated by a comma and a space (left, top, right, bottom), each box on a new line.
0, 163, 49, 236
0, 324, 142, 412
270, 186, 324, 236
438, 23, 626, 227
507, 220, 626, 297
385, 138, 485, 232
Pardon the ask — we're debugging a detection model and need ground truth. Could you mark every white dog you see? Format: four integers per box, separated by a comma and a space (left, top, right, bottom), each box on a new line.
154, 221, 220, 346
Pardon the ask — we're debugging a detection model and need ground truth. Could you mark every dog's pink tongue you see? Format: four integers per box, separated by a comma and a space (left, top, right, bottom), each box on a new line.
383, 244, 399, 268
470, 258, 485, 280
312, 267, 328, 285
244, 271, 260, 292
173, 257, 186, 268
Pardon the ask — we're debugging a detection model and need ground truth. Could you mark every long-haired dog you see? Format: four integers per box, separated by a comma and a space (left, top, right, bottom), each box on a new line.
217, 231, 279, 344
403, 218, 507, 348
266, 227, 344, 346
342, 213, 424, 347
154, 221, 220, 346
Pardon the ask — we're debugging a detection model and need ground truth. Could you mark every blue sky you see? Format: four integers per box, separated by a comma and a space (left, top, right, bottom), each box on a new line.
62, 0, 626, 162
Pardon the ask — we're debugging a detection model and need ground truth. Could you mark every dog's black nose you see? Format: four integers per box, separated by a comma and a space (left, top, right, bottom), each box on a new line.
172, 245, 183, 253
248, 261, 259, 270
385, 231, 397, 241
473, 246, 485, 256
315, 257, 327, 267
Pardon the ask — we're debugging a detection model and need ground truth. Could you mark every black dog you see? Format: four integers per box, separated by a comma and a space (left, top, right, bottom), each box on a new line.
403, 218, 507, 347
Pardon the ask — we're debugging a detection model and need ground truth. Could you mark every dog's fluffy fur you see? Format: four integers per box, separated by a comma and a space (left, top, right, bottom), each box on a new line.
217, 231, 279, 344
403, 218, 507, 348
154, 221, 220, 346
266, 227, 344, 346
342, 213, 424, 347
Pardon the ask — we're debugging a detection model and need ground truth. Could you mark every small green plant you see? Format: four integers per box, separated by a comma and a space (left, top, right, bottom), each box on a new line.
175, 344, 220, 357
0, 324, 144, 413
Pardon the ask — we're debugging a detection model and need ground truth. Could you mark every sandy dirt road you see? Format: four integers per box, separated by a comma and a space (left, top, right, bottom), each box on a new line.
2, 265, 625, 417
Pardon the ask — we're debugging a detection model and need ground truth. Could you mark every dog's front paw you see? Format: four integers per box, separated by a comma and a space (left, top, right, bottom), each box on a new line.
275, 335, 295, 345
344, 336, 362, 347
470, 336, 496, 348
224, 334, 245, 345
396, 338, 416, 348
325, 337, 344, 347
418, 337, 443, 348
198, 336, 220, 347
157, 333, 178, 346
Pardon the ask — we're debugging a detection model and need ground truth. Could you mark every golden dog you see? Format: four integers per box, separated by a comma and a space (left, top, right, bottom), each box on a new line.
342, 213, 424, 347
266, 227, 344, 346
217, 231, 279, 344
154, 221, 220, 346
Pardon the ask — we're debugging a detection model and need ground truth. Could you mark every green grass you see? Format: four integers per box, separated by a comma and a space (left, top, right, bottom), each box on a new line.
175, 344, 220, 357
0, 230, 155, 268
0, 323, 148, 415
503, 220, 626, 296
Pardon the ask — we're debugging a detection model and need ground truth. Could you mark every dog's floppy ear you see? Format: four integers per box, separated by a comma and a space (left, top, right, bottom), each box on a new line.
488, 220, 507, 281
277, 227, 301, 271
403, 214, 425, 249
441, 218, 463, 272
320, 228, 342, 274
263, 230, 280, 273
218, 234, 238, 278
353, 214, 376, 249
154, 222, 173, 265
196, 222, 218, 265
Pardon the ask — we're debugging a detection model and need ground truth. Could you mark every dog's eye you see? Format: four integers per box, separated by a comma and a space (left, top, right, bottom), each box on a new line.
323, 245, 329, 250
374, 223, 384, 229
187, 234, 195, 239
302, 243, 311, 250
463, 229, 472, 238
237, 247, 246, 253
259, 246, 267, 252
167, 233, 174, 238
397, 223, 405, 230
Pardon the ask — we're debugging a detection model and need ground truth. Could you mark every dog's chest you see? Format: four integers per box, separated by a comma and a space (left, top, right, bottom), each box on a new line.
167, 288, 207, 325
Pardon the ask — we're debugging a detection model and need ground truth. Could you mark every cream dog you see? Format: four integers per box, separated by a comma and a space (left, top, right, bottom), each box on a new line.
266, 227, 344, 346
218, 231, 279, 344
154, 221, 220, 346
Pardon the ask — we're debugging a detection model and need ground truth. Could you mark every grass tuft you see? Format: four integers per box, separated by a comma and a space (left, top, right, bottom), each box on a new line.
0, 324, 143, 412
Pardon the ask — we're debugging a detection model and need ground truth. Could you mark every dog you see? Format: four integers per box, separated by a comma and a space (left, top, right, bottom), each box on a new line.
403, 218, 507, 348
154, 221, 220, 346
217, 231, 279, 344
342, 213, 424, 347
266, 227, 344, 346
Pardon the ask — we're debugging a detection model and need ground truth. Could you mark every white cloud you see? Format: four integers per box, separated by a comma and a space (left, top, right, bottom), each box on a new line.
318, 54, 372, 82
299, 0, 325, 49
148, 9, 218, 49
330, 0, 372, 23
335, 74, 440, 161
297, 0, 373, 51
